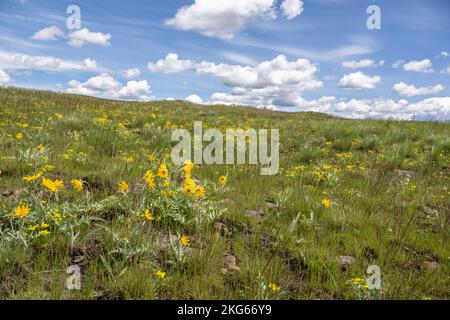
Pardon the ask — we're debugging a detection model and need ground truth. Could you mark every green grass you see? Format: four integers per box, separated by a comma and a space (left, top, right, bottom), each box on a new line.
0, 87, 448, 300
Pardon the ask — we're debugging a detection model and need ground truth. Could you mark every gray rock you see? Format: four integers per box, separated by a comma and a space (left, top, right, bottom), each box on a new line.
422, 261, 439, 271
338, 256, 356, 266
265, 200, 278, 209
244, 209, 266, 223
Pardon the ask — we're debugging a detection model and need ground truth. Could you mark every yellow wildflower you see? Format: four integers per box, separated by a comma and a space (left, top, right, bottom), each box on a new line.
195, 186, 205, 198
155, 270, 166, 279
268, 283, 281, 292
118, 181, 129, 193
23, 171, 43, 182
28, 225, 38, 231
183, 178, 196, 195
42, 178, 64, 192
218, 176, 227, 185
123, 155, 134, 163
144, 209, 154, 221
183, 160, 194, 177
157, 163, 169, 179
15, 132, 24, 139
180, 235, 190, 247
322, 199, 331, 209
51, 210, 62, 224
11, 204, 30, 218
183, 185, 194, 195
38, 230, 50, 236
144, 170, 155, 188
42, 164, 54, 172
71, 179, 83, 192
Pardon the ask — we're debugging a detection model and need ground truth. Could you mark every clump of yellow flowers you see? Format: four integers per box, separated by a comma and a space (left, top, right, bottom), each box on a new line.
181, 161, 205, 199
268, 283, 281, 292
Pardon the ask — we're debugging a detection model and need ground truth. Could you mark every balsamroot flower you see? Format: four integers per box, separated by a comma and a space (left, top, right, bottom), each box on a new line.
71, 179, 84, 192
42, 178, 64, 192
11, 204, 30, 218
180, 235, 190, 247
322, 199, 331, 209
218, 176, 227, 185
157, 163, 169, 179
118, 181, 129, 193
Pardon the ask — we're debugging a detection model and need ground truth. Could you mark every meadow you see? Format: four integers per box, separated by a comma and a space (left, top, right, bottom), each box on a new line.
0, 87, 448, 300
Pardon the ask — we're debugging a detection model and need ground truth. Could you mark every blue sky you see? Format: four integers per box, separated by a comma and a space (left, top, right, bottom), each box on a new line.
0, 0, 449, 120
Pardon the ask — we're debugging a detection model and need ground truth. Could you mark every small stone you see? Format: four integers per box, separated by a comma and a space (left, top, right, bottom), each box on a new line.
90, 290, 104, 299
1, 187, 27, 202
218, 198, 232, 204
224, 255, 237, 267
422, 261, 439, 271
72, 255, 85, 264
265, 200, 278, 209
244, 209, 266, 223
423, 206, 438, 216
395, 170, 413, 183
222, 255, 240, 274
213, 222, 227, 233
338, 256, 356, 266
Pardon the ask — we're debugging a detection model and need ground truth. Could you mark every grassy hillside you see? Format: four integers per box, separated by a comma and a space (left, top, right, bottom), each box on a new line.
0, 87, 448, 300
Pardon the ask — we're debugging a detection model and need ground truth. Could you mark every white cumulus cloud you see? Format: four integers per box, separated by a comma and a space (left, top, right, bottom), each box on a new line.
196, 55, 322, 90
406, 97, 450, 121
295, 96, 450, 121
281, 0, 303, 20
31, 26, 64, 41
393, 82, 444, 97
403, 59, 433, 73
68, 28, 111, 48
338, 71, 381, 90
185, 94, 203, 104
165, 0, 277, 40
67, 74, 152, 101
149, 54, 322, 109
122, 67, 141, 79
342, 59, 375, 69
147, 53, 448, 120
80, 73, 121, 91
117, 80, 152, 100
0, 50, 101, 72
148, 53, 195, 73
